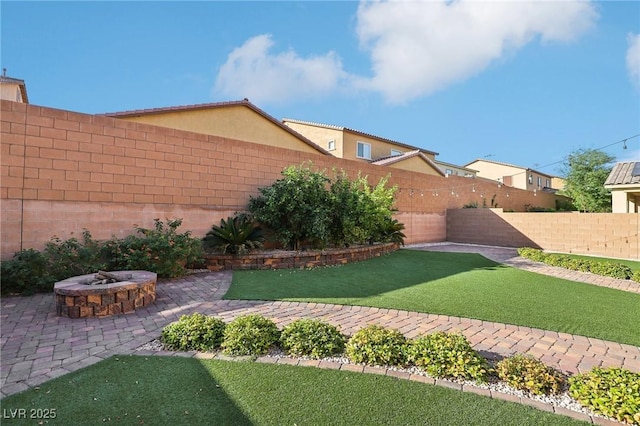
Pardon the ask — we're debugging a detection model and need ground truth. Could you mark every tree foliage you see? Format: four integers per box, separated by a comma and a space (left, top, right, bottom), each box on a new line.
248, 163, 400, 250
561, 148, 614, 212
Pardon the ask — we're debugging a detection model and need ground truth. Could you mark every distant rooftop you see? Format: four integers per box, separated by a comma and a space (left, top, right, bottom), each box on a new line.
0, 68, 29, 103
605, 161, 640, 186
283, 118, 438, 157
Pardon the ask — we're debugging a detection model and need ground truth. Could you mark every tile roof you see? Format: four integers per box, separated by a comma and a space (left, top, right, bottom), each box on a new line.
0, 75, 29, 103
103, 100, 330, 155
282, 118, 439, 156
605, 162, 640, 186
371, 150, 445, 176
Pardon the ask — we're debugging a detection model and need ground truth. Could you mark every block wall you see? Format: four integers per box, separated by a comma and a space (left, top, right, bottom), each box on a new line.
447, 209, 639, 259
1, 100, 557, 260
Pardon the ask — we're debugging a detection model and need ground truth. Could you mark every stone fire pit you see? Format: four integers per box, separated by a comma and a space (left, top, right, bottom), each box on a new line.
54, 270, 157, 318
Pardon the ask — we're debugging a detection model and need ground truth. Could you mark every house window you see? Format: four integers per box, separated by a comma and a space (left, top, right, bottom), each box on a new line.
537, 177, 542, 187
445, 169, 454, 176
390, 149, 402, 156
546, 179, 550, 188
528, 174, 533, 184
356, 141, 371, 159
327, 140, 336, 151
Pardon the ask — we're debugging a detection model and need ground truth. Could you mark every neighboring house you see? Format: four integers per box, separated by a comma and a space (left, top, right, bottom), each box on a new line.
0, 70, 28, 103
282, 118, 445, 176
372, 150, 445, 176
604, 161, 640, 213
465, 159, 557, 193
434, 160, 477, 178
105, 100, 330, 156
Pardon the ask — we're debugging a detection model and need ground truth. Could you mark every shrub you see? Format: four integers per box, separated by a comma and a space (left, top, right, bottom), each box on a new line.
248, 164, 401, 250
103, 218, 204, 278
345, 324, 407, 366
569, 367, 640, 425
377, 218, 406, 246
248, 164, 332, 250
633, 271, 640, 283
407, 331, 488, 382
495, 354, 564, 395
0, 249, 55, 296
44, 229, 106, 280
517, 248, 634, 280
222, 314, 281, 356
161, 313, 226, 352
280, 319, 345, 359
202, 214, 264, 255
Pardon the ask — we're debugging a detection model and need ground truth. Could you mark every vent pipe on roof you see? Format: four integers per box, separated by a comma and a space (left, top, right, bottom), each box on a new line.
2, 68, 6, 77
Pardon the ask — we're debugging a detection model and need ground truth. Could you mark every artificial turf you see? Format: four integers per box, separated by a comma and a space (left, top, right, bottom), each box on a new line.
0, 355, 588, 425
225, 249, 640, 346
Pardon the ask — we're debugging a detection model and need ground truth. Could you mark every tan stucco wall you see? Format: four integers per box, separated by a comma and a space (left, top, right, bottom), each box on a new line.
120, 106, 321, 154
343, 132, 436, 162
283, 123, 344, 157
0, 84, 24, 103
610, 189, 640, 213
387, 156, 442, 175
468, 161, 554, 192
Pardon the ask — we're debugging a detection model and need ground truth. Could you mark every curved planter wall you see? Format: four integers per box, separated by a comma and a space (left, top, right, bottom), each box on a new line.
206, 243, 399, 271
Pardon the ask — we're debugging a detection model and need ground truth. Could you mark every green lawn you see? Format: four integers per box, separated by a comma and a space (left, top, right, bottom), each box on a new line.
226, 249, 640, 346
0, 355, 587, 425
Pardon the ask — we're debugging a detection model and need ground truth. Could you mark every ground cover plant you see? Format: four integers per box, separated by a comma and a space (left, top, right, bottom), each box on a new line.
518, 248, 639, 281
569, 367, 640, 425
280, 318, 345, 359
0, 355, 588, 426
496, 354, 565, 396
161, 313, 226, 352
226, 249, 640, 346
221, 314, 280, 356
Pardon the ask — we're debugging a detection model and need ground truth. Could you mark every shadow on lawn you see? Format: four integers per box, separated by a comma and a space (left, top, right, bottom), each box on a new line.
0, 355, 255, 425
225, 249, 509, 301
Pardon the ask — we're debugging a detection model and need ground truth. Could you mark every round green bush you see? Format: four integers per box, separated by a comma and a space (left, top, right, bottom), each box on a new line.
569, 367, 640, 425
496, 354, 564, 395
280, 319, 345, 359
222, 314, 281, 356
407, 331, 488, 382
345, 324, 407, 366
161, 313, 226, 352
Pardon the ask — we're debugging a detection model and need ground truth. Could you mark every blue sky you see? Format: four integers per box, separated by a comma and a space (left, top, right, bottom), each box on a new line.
2, 1, 639, 174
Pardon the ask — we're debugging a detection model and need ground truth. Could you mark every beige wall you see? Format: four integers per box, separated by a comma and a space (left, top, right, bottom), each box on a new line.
119, 106, 321, 154
469, 161, 554, 192
283, 122, 344, 158
1, 84, 24, 103
447, 208, 639, 259
610, 189, 639, 213
387, 156, 442, 175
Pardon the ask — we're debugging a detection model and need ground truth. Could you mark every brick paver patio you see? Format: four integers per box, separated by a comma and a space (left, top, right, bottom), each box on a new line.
1, 243, 638, 424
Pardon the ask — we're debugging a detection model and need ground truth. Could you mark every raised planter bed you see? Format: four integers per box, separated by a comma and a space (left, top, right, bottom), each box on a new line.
205, 242, 399, 271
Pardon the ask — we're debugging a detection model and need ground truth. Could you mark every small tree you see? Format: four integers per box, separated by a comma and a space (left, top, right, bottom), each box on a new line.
560, 148, 614, 212
248, 164, 331, 250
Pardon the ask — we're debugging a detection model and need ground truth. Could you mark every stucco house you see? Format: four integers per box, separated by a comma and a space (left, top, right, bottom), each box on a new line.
282, 118, 450, 176
434, 160, 477, 178
105, 100, 330, 156
0, 70, 28, 103
465, 159, 557, 193
605, 161, 640, 213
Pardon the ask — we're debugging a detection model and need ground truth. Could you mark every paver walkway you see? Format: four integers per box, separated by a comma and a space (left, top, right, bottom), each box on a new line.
2, 243, 639, 414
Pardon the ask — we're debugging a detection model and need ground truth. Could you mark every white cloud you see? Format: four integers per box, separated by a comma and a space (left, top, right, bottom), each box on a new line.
214, 1, 597, 105
355, 0, 598, 104
213, 34, 347, 104
627, 33, 640, 88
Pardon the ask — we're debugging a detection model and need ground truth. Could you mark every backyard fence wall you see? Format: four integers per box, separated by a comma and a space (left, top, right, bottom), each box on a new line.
447, 208, 639, 260
1, 100, 557, 260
